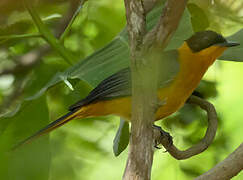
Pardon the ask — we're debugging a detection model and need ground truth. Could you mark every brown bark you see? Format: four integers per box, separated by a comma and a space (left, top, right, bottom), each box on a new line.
123, 1, 188, 179
195, 143, 243, 180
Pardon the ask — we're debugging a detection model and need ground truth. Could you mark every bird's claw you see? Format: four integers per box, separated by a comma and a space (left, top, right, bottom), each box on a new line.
153, 124, 173, 150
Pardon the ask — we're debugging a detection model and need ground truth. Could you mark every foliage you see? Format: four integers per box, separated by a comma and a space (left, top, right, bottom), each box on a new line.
0, 0, 243, 179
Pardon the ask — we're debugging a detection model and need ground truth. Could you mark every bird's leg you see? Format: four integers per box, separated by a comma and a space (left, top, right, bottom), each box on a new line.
152, 125, 173, 150
152, 98, 166, 110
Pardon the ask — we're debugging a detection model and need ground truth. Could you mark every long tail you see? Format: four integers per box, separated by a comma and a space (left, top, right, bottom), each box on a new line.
12, 110, 79, 151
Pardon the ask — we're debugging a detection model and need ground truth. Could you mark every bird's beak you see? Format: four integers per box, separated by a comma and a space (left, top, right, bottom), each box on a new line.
216, 41, 240, 47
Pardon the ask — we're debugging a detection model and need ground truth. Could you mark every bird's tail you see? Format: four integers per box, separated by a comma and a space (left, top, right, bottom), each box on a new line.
12, 109, 80, 151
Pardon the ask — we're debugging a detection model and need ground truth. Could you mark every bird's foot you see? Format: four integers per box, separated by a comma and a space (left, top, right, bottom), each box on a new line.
153, 125, 173, 150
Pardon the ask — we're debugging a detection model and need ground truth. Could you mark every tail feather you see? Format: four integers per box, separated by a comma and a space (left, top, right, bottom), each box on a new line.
12, 110, 79, 151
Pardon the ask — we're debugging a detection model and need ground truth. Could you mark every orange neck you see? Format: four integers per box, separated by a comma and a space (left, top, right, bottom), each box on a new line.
178, 42, 227, 66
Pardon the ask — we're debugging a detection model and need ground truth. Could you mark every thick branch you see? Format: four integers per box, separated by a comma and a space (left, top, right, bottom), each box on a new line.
123, 1, 152, 180
144, 0, 188, 49
143, 0, 160, 14
124, 0, 146, 57
154, 95, 218, 160
196, 143, 243, 180
123, 0, 188, 180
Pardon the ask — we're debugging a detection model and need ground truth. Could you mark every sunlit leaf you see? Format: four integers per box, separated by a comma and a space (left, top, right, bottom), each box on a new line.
187, 3, 209, 32
113, 118, 129, 156
195, 80, 217, 98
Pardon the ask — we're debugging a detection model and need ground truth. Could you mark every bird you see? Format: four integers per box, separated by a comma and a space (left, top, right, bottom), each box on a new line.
13, 30, 239, 149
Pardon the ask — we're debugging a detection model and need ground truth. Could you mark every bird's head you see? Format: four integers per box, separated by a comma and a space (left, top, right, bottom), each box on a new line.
183, 30, 239, 59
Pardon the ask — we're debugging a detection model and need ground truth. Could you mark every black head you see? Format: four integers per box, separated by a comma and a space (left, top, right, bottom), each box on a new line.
186, 30, 239, 52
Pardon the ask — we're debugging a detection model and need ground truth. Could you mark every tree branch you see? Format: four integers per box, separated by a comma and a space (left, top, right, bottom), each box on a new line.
143, 0, 160, 14
196, 143, 243, 180
124, 0, 146, 56
123, 1, 150, 180
144, 0, 188, 49
154, 95, 218, 160
123, 0, 188, 179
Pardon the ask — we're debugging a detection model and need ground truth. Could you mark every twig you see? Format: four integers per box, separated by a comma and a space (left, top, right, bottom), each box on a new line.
154, 95, 218, 160
0, 33, 42, 41
196, 143, 243, 180
60, 0, 85, 42
23, 0, 75, 65
55, 0, 83, 38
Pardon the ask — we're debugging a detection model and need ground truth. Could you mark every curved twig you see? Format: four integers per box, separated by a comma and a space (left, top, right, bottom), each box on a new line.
154, 95, 218, 160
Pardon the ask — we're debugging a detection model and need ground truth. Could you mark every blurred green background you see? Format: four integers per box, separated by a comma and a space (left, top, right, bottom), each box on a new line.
0, 0, 242, 179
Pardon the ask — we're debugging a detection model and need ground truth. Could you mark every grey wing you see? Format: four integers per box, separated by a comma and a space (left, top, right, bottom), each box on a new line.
158, 50, 179, 88
69, 50, 179, 111
69, 68, 131, 111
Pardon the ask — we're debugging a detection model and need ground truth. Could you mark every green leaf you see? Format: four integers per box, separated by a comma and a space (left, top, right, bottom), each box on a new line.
219, 29, 243, 62
0, 95, 51, 180
187, 3, 209, 32
113, 118, 129, 156
6, 11, 31, 27
0, 5, 193, 118
30, 5, 193, 101
24, 0, 76, 65
60, 1, 83, 42
195, 80, 217, 98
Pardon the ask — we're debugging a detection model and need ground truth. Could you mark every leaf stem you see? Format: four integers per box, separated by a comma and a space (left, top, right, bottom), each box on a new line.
0, 33, 42, 40
60, 0, 84, 43
23, 0, 75, 65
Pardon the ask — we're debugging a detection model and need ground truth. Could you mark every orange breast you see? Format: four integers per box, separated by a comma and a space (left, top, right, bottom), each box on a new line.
155, 43, 226, 119
156, 52, 212, 119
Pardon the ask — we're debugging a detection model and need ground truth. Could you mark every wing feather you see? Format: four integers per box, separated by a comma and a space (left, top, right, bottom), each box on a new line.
69, 50, 179, 111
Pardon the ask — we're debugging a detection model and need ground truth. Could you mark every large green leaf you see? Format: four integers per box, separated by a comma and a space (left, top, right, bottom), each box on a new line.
29, 5, 193, 102
219, 29, 243, 62
0, 95, 51, 180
